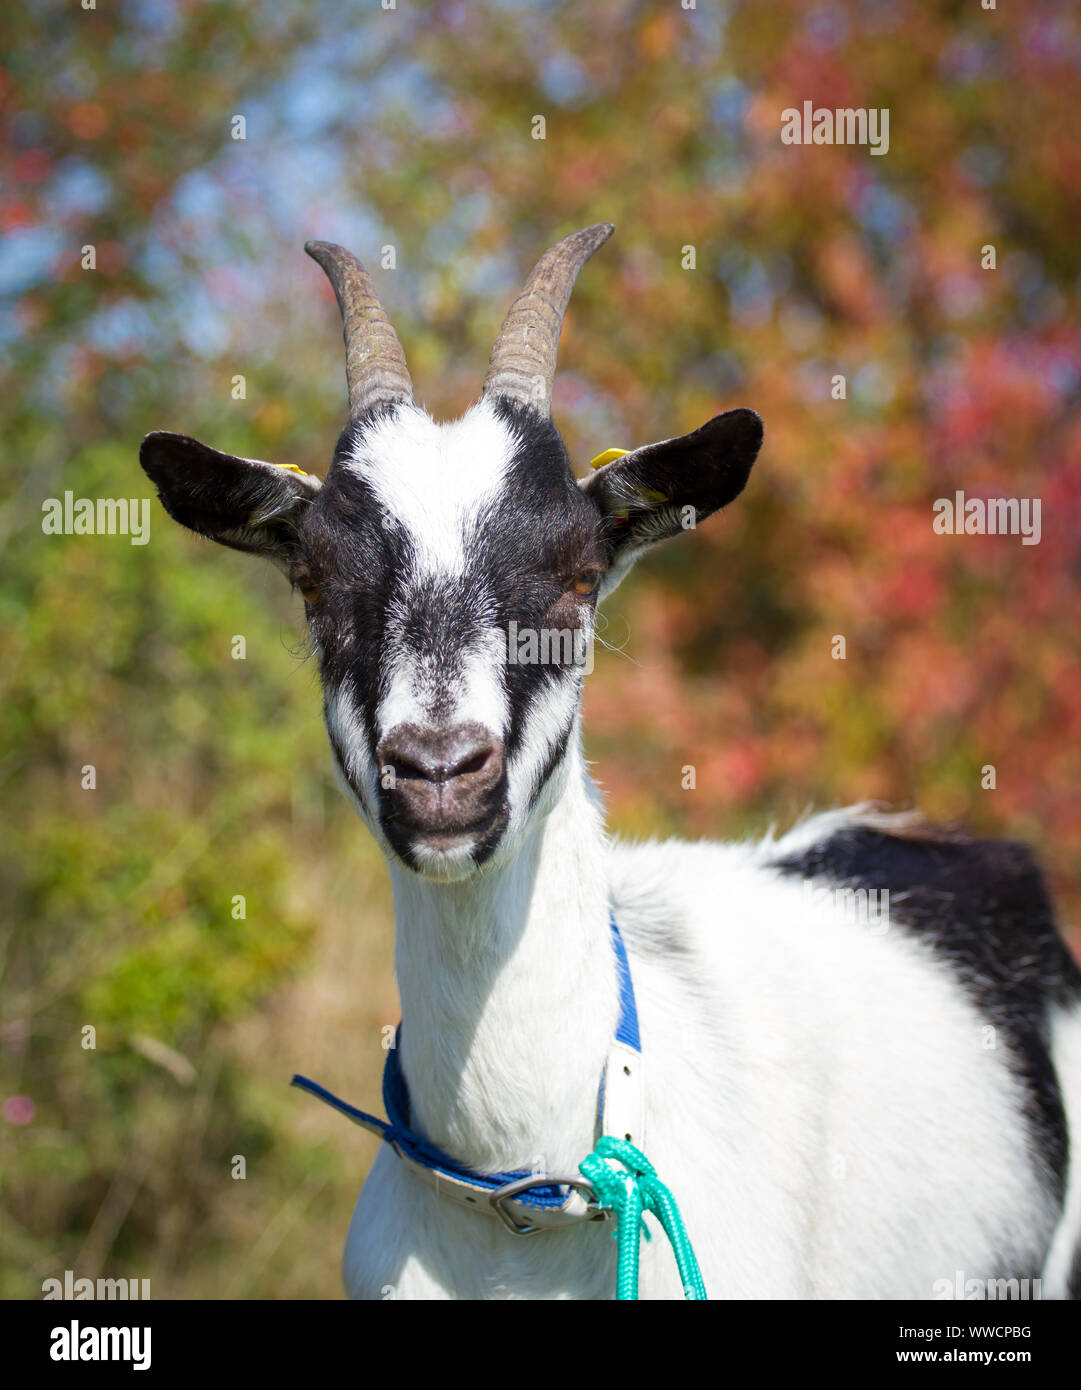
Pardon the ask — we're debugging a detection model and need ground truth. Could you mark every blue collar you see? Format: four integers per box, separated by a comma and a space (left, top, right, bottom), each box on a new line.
292, 914, 642, 1233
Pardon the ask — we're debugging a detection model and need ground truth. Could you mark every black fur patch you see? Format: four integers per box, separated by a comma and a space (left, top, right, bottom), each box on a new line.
770, 821, 1081, 1204
139, 432, 319, 565
486, 400, 604, 787
580, 407, 763, 565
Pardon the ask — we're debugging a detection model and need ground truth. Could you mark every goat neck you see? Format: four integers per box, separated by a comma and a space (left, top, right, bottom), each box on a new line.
387, 732, 616, 1176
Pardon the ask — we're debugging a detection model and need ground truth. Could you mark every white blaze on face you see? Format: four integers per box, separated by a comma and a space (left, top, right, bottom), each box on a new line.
377, 628, 509, 741
344, 398, 515, 742
346, 398, 515, 578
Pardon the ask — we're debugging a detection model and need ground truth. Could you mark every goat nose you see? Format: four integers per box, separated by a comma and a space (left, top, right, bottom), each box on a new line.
377, 724, 502, 786
377, 722, 506, 839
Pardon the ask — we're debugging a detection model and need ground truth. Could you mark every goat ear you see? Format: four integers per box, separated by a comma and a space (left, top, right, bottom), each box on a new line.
579, 408, 762, 596
139, 431, 321, 571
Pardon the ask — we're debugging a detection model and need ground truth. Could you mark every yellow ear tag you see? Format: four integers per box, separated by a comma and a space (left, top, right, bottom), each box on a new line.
272, 462, 309, 477
588, 447, 631, 470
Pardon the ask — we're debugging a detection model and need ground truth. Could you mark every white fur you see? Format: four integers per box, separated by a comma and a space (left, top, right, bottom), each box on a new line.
325, 680, 379, 821
377, 631, 508, 745
1042, 1006, 1081, 1297
320, 401, 1079, 1300
342, 736, 1080, 1299
344, 399, 514, 577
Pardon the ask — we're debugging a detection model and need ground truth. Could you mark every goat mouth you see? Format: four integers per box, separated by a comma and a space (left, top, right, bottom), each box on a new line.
383, 801, 511, 873
399, 809, 502, 844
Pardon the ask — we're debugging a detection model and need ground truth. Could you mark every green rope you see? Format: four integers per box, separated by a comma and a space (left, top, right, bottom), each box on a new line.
579, 1136, 707, 1301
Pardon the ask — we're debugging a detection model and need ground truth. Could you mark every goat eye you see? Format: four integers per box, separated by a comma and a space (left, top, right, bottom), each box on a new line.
571, 570, 602, 597
291, 568, 323, 604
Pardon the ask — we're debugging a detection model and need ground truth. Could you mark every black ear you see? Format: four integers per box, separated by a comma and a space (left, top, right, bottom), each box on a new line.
579, 408, 762, 594
139, 431, 321, 570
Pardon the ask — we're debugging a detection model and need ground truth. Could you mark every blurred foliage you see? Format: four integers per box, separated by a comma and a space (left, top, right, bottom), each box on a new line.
1, 0, 1079, 1297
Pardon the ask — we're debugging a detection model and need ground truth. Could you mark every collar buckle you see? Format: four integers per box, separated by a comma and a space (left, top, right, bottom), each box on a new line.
489, 1175, 608, 1236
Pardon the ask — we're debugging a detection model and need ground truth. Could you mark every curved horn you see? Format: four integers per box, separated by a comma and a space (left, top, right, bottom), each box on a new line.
483, 223, 614, 416
305, 240, 413, 417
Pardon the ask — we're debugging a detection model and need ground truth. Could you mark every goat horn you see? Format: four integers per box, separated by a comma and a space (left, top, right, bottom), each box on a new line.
305, 241, 413, 417
483, 223, 614, 416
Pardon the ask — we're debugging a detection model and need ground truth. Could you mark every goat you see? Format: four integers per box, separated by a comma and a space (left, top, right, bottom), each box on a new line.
140, 224, 1081, 1300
